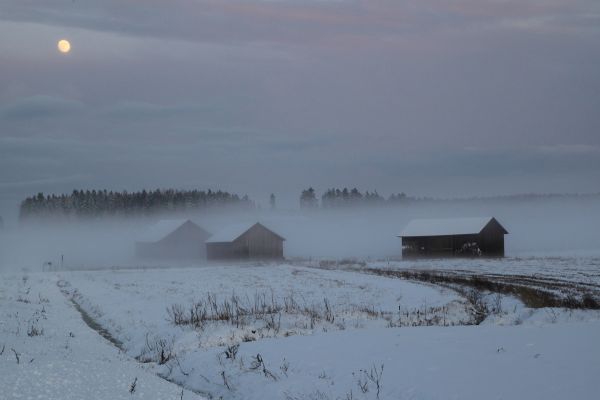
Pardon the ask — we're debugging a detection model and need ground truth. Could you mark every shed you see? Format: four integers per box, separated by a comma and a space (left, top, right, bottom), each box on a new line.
206, 222, 285, 261
399, 217, 508, 258
135, 219, 211, 259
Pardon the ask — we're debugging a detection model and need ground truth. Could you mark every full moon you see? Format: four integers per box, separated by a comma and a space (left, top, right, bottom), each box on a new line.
57, 39, 71, 53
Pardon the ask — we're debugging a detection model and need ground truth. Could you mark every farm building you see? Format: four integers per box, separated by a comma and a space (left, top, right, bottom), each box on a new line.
206, 222, 285, 261
399, 217, 508, 258
135, 219, 211, 259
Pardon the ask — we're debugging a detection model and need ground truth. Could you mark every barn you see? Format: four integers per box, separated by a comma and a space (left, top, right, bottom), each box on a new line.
206, 222, 285, 261
399, 217, 508, 258
135, 219, 211, 259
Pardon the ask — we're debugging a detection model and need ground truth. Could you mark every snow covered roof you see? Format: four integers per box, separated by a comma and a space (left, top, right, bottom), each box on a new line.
206, 222, 284, 243
399, 217, 507, 237
137, 219, 198, 242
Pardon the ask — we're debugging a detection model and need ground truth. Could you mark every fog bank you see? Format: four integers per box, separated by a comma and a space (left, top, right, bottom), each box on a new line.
1, 197, 599, 272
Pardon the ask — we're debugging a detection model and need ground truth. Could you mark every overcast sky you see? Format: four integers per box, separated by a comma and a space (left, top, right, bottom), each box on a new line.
1, 0, 599, 216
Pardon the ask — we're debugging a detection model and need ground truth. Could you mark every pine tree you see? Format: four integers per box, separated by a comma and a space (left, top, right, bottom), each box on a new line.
18, 188, 254, 221
300, 187, 318, 209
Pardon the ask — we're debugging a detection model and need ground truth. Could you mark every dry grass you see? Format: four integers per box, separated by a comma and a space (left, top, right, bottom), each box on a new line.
365, 268, 600, 310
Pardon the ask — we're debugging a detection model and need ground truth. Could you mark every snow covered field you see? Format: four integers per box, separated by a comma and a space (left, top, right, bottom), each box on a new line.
62, 265, 465, 353
364, 255, 600, 286
1, 261, 600, 399
0, 265, 600, 399
170, 321, 600, 400
0, 272, 203, 400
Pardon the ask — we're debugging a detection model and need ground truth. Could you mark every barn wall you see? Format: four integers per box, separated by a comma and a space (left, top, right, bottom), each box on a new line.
136, 238, 207, 259
207, 224, 284, 261
241, 224, 284, 259
479, 225, 505, 256
206, 242, 247, 260
135, 221, 210, 260
136, 222, 211, 260
402, 232, 504, 258
161, 222, 210, 249
402, 234, 479, 258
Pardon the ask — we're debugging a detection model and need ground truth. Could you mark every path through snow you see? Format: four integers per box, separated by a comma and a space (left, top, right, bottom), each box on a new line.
0, 272, 205, 400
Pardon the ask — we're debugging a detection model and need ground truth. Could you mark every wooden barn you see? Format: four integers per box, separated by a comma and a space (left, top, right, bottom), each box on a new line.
135, 219, 211, 260
399, 217, 508, 258
206, 222, 285, 261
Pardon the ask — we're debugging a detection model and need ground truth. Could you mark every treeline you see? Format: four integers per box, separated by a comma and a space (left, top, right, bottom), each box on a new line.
300, 187, 412, 209
299, 188, 600, 209
19, 189, 253, 221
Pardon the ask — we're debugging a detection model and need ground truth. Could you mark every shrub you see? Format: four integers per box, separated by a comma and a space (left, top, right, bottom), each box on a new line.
224, 344, 239, 360
138, 334, 174, 365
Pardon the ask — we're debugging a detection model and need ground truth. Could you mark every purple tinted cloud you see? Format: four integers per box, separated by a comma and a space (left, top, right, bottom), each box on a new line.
0, 0, 599, 215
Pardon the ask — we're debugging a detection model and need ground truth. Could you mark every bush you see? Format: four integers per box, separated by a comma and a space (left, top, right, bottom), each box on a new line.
138, 334, 174, 365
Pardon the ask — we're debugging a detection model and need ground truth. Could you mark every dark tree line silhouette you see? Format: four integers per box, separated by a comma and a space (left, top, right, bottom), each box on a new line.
19, 189, 253, 221
20, 187, 589, 220
299, 188, 600, 209
300, 187, 411, 208
299, 187, 318, 209
321, 188, 385, 207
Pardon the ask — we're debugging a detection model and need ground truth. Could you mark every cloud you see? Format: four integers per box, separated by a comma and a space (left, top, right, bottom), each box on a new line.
0, 174, 89, 189
0, 0, 599, 216
99, 101, 206, 119
537, 144, 600, 155
497, 12, 600, 35
0, 95, 84, 120
2, 0, 598, 48
364, 146, 600, 180
0, 95, 263, 145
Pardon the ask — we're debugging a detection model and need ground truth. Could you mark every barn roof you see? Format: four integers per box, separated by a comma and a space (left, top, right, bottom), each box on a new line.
206, 222, 285, 243
137, 219, 204, 242
399, 217, 507, 237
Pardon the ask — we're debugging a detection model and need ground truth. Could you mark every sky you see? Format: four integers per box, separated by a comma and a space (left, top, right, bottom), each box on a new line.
1, 0, 599, 217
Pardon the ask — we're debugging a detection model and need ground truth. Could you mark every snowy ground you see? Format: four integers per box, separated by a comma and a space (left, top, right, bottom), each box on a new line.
1, 262, 600, 399
172, 321, 600, 400
61, 265, 466, 354
0, 272, 204, 400
297, 256, 600, 307
366, 255, 600, 287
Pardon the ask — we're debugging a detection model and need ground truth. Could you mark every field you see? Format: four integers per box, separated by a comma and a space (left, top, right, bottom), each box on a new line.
2, 258, 600, 399
368, 255, 600, 286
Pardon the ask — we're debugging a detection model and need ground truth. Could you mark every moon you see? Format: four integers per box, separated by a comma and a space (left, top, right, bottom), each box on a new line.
57, 39, 71, 53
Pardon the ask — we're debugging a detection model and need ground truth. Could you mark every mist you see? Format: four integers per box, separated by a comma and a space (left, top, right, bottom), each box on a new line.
2, 1, 600, 222
0, 0, 599, 273
3, 3, 600, 399
1, 195, 599, 272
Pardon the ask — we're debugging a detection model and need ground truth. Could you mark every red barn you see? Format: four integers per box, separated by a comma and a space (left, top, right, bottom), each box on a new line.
206, 222, 285, 261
